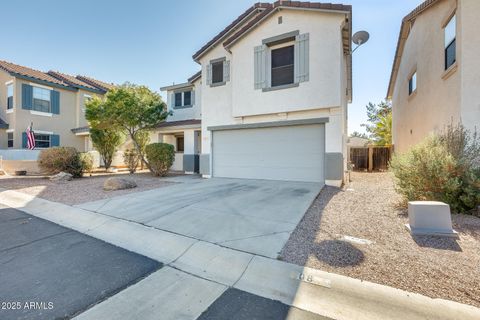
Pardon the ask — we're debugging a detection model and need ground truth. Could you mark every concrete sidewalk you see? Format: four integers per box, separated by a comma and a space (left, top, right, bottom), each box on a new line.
1, 188, 479, 320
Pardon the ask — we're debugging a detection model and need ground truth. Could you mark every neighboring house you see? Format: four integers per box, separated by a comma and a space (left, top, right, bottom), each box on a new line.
162, 1, 353, 186
158, 71, 202, 173
387, 0, 480, 153
0, 60, 113, 152
347, 136, 369, 148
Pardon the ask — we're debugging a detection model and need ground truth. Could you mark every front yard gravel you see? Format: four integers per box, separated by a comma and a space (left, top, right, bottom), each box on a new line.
280, 172, 480, 308
0, 172, 176, 205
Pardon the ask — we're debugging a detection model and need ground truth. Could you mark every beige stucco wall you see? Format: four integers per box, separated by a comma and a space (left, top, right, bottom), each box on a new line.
0, 70, 15, 149
11, 78, 85, 150
458, 0, 480, 133
391, 0, 480, 154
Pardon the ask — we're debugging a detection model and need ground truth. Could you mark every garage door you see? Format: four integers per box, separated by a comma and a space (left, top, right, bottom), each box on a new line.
212, 124, 325, 183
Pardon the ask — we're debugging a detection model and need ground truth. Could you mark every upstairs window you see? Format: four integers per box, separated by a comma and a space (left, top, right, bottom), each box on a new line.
174, 92, 182, 107
173, 90, 193, 108
271, 45, 294, 87
33, 87, 51, 113
7, 84, 13, 109
207, 58, 230, 87
183, 91, 191, 106
211, 61, 224, 84
444, 15, 456, 70
409, 72, 417, 95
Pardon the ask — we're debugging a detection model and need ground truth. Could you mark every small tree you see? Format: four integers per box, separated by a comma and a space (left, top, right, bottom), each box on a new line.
361, 100, 392, 145
134, 131, 150, 170
86, 83, 169, 173
89, 128, 123, 170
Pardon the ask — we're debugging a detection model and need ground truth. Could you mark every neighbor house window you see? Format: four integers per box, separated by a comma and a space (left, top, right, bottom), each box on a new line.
174, 92, 182, 107
7, 84, 13, 109
33, 87, 51, 113
183, 91, 191, 106
271, 45, 294, 87
173, 90, 192, 108
35, 134, 50, 148
409, 72, 417, 95
444, 14, 456, 70
211, 61, 224, 84
7, 132, 13, 148
176, 136, 184, 152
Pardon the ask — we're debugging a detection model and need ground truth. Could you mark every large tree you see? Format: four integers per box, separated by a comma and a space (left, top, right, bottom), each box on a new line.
85, 83, 169, 172
361, 100, 392, 145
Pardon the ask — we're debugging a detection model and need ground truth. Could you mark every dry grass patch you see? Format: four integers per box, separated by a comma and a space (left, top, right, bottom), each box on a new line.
0, 171, 177, 205
280, 172, 480, 308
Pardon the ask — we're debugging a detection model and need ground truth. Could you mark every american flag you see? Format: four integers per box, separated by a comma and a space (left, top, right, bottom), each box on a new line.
26, 125, 35, 150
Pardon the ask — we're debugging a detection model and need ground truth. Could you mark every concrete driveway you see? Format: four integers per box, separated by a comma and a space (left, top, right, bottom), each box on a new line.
76, 176, 323, 258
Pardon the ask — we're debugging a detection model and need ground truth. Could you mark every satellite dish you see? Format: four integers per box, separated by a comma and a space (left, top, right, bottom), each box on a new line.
352, 31, 370, 45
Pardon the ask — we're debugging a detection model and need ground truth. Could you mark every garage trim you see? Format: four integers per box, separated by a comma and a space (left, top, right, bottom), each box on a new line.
207, 117, 329, 131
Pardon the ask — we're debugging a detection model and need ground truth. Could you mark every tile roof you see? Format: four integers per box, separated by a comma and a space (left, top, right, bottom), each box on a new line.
0, 117, 8, 129
76, 75, 116, 92
71, 126, 90, 134
157, 119, 201, 128
47, 71, 102, 92
387, 0, 441, 98
0, 60, 71, 88
192, 3, 270, 61
0, 59, 115, 93
188, 71, 202, 83
223, 1, 352, 48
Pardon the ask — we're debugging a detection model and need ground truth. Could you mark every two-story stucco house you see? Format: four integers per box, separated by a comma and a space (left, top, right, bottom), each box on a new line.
161, 1, 352, 186
158, 71, 202, 174
388, 0, 480, 154
0, 60, 114, 153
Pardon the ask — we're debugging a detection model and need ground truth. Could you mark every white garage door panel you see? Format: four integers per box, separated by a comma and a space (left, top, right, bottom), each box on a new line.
212, 124, 325, 182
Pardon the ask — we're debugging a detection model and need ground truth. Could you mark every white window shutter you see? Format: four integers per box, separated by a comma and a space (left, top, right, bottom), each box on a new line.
206, 64, 212, 85
169, 92, 174, 108
295, 33, 309, 83
254, 45, 268, 89
191, 90, 195, 105
224, 60, 230, 82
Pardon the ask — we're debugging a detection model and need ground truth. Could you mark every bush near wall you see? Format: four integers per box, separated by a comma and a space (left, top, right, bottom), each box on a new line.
38, 147, 85, 178
390, 125, 480, 214
145, 143, 174, 177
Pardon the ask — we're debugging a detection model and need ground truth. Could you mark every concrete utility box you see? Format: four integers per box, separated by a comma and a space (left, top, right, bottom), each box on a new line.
406, 201, 458, 237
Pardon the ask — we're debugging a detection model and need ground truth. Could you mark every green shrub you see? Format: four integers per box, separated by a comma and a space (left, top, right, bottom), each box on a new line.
145, 143, 174, 176
390, 124, 480, 213
79, 152, 94, 175
38, 147, 84, 178
123, 149, 140, 174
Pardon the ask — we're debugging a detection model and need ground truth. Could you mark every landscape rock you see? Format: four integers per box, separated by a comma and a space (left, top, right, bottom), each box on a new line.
103, 177, 137, 191
50, 172, 73, 181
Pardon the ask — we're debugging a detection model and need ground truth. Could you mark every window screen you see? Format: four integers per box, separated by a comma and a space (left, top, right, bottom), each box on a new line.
183, 91, 191, 106
33, 87, 51, 113
271, 45, 294, 87
175, 92, 182, 107
409, 72, 417, 95
212, 61, 224, 84
444, 15, 456, 70
7, 132, 13, 148
35, 134, 50, 148
177, 136, 184, 152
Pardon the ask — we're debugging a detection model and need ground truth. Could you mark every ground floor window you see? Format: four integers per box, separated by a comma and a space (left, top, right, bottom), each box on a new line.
176, 136, 184, 152
7, 132, 13, 148
35, 134, 51, 148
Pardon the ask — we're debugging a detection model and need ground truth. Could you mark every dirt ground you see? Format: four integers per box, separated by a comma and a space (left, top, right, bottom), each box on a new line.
0, 171, 177, 205
280, 172, 480, 308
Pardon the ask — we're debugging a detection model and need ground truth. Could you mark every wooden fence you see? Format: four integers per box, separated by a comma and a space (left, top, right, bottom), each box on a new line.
349, 146, 393, 172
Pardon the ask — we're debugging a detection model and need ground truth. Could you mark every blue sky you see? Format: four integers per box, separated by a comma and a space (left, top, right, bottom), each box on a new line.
2, 0, 421, 133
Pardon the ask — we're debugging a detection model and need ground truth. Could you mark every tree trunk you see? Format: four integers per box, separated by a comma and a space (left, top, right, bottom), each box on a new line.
130, 131, 153, 173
